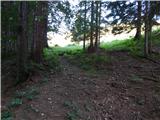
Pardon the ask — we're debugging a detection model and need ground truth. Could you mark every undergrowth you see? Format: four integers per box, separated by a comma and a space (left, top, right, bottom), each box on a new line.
2, 86, 39, 120
65, 51, 111, 71
50, 45, 82, 55
100, 38, 144, 57
100, 28, 160, 58
43, 48, 61, 71
24, 48, 61, 74
1, 110, 13, 120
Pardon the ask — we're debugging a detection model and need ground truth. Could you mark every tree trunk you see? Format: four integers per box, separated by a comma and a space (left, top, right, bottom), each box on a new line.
83, 1, 87, 51
33, 2, 45, 63
17, 1, 28, 83
148, 1, 154, 54
144, 1, 149, 57
90, 1, 94, 48
134, 1, 141, 40
88, 1, 94, 53
31, 10, 36, 59
98, 1, 101, 46
42, 1, 49, 48
95, 1, 99, 50
148, 18, 152, 54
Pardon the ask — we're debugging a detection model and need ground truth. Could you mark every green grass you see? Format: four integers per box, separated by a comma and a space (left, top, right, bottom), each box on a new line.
62, 28, 160, 72
15, 87, 39, 100
100, 38, 134, 52
66, 51, 111, 71
49, 45, 82, 55
152, 28, 160, 45
44, 28, 160, 72
100, 28, 160, 57
43, 48, 61, 71
100, 38, 144, 57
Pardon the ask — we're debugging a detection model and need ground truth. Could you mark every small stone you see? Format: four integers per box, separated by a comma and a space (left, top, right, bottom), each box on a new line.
48, 98, 52, 101
41, 113, 45, 116
49, 101, 52, 104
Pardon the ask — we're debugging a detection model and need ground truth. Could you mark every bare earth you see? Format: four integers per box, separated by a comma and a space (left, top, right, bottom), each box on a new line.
2, 51, 160, 120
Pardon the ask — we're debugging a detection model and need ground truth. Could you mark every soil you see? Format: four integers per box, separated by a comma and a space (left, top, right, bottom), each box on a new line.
1, 51, 160, 120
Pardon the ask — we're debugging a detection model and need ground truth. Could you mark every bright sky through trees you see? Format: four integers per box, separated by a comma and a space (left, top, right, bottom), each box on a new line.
47, 0, 160, 47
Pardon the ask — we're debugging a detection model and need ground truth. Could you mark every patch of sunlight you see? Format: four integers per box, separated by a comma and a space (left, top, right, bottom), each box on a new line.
47, 32, 74, 47
100, 28, 136, 43
47, 25, 160, 47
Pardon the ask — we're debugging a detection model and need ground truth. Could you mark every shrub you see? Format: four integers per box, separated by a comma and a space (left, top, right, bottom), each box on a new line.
15, 87, 39, 100
43, 48, 61, 71
9, 98, 22, 107
1, 110, 13, 120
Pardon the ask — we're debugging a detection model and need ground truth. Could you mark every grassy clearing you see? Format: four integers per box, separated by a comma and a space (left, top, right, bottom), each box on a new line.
43, 46, 82, 71
100, 38, 134, 52
49, 45, 82, 55
44, 29, 160, 72
100, 28, 160, 57
100, 38, 144, 57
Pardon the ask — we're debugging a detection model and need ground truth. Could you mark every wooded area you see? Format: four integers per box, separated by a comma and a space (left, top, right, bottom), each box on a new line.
1, 1, 160, 120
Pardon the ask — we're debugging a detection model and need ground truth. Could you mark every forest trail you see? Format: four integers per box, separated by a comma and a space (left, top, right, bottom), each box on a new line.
2, 1, 160, 120
3, 52, 160, 120
13, 56, 100, 120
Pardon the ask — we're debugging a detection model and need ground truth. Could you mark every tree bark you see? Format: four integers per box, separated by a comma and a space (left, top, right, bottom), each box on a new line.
83, 1, 87, 51
17, 1, 28, 83
33, 2, 46, 63
42, 1, 49, 48
98, 1, 101, 46
148, 1, 155, 54
90, 1, 94, 48
95, 1, 99, 50
88, 1, 94, 53
134, 1, 141, 40
144, 1, 149, 57
31, 10, 36, 59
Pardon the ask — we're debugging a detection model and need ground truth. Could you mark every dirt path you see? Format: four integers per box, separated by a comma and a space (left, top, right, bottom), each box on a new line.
4, 53, 160, 120
13, 56, 99, 120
